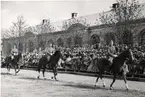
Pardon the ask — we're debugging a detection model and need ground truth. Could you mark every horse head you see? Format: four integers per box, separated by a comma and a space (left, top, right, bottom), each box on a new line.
54, 50, 63, 60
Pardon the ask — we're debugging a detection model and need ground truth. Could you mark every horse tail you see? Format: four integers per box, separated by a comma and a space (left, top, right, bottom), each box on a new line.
36, 60, 41, 72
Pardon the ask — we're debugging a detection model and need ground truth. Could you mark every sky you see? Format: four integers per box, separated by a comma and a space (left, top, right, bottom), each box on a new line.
1, 0, 145, 29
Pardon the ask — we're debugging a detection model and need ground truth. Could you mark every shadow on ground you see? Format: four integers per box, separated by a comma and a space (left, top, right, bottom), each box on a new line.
19, 76, 56, 82
62, 82, 144, 94
63, 83, 106, 90
1, 72, 13, 75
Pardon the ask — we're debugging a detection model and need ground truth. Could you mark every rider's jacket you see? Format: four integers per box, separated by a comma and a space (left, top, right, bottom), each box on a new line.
108, 45, 117, 58
108, 45, 117, 63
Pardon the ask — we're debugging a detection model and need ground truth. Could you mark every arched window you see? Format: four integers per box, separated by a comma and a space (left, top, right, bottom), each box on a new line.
91, 34, 100, 45
28, 41, 34, 52
18, 42, 23, 52
48, 39, 54, 46
39, 41, 45, 50
67, 37, 72, 48
105, 33, 116, 45
74, 35, 82, 47
57, 38, 64, 47
122, 30, 133, 45
141, 33, 145, 45
7, 43, 11, 55
14, 43, 17, 49
139, 29, 145, 45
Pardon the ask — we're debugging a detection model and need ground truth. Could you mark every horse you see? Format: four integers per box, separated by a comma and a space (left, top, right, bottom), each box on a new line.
94, 49, 134, 90
4, 53, 22, 75
37, 50, 63, 80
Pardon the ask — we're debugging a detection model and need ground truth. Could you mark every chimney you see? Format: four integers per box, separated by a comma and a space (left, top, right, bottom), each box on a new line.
112, 3, 119, 10
42, 19, 48, 25
72, 13, 77, 19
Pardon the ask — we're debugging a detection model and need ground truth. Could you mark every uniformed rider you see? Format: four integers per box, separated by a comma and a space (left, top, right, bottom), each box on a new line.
11, 45, 18, 60
108, 40, 117, 65
47, 43, 55, 56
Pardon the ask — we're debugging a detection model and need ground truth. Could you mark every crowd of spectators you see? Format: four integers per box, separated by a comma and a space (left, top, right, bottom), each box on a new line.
2, 44, 145, 70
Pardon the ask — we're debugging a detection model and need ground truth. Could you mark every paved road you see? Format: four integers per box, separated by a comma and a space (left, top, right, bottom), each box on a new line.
1, 68, 145, 97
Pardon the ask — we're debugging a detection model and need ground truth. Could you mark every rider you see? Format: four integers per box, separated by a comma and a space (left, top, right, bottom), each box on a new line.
11, 44, 18, 60
48, 43, 55, 56
107, 40, 117, 65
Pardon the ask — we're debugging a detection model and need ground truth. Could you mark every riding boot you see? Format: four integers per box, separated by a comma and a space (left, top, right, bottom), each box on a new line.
109, 62, 112, 74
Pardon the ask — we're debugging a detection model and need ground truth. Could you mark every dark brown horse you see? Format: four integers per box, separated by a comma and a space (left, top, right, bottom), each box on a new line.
4, 53, 22, 75
37, 50, 63, 80
94, 49, 134, 90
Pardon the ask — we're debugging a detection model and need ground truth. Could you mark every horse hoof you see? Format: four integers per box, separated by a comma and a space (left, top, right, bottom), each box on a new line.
37, 76, 40, 79
43, 77, 46, 80
110, 87, 114, 90
54, 78, 58, 81
103, 85, 106, 87
51, 77, 53, 79
126, 87, 129, 91
16, 71, 19, 73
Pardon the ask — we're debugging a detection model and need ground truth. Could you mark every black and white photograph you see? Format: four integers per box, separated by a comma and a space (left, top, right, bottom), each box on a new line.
1, 0, 145, 97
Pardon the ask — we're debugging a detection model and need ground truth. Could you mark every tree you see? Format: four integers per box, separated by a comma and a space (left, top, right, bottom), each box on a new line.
1, 15, 27, 38
25, 19, 56, 35
98, 0, 144, 45
1, 29, 12, 39
12, 15, 27, 37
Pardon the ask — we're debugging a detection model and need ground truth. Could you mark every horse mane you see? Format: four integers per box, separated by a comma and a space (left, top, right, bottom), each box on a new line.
118, 49, 129, 58
53, 50, 60, 56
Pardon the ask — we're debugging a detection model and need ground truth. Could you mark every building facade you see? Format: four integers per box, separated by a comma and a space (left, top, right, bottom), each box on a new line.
2, 20, 145, 56
2, 3, 145, 56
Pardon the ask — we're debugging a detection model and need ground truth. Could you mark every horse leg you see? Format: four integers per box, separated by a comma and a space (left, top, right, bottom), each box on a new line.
53, 66, 58, 81
110, 73, 116, 90
42, 65, 46, 80
14, 65, 17, 75
37, 67, 41, 79
123, 73, 129, 90
16, 64, 21, 74
100, 75, 106, 87
37, 70, 40, 79
98, 71, 106, 87
95, 75, 100, 87
6, 63, 10, 74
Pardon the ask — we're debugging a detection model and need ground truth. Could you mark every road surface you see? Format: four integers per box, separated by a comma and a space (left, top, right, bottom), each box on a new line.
1, 68, 145, 97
